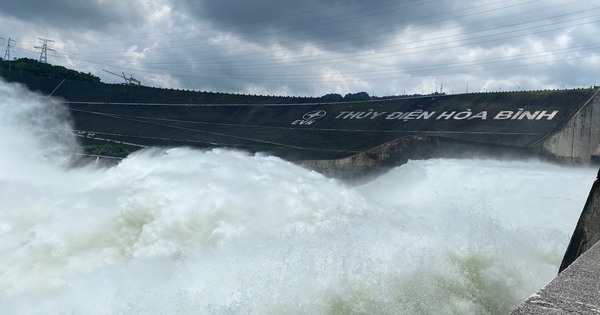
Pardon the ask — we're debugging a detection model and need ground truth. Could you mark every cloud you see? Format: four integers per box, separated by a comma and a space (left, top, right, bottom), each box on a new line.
1, 0, 600, 96
180, 0, 447, 50
1, 0, 148, 30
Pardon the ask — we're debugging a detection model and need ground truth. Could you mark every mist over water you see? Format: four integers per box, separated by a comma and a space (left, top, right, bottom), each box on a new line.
0, 79, 596, 314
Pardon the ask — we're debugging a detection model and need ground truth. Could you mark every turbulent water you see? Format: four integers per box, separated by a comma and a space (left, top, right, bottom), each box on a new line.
0, 79, 596, 314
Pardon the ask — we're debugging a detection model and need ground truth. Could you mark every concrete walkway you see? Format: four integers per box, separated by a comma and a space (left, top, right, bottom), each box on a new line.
511, 241, 600, 314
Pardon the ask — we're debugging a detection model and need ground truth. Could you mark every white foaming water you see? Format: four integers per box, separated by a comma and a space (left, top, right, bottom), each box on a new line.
0, 79, 596, 314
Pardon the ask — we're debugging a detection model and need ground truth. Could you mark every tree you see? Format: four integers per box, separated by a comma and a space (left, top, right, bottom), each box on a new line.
321, 93, 344, 102
343, 91, 370, 101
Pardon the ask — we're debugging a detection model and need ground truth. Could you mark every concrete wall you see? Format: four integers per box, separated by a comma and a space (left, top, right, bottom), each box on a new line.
511, 168, 600, 314
299, 136, 439, 179
540, 90, 600, 162
511, 240, 600, 314
559, 168, 600, 272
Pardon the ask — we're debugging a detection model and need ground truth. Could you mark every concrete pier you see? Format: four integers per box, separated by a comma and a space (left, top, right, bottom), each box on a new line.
512, 168, 600, 314
511, 241, 600, 314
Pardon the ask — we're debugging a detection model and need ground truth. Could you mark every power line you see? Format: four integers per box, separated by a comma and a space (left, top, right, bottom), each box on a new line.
79, 14, 599, 79
7, 1, 599, 94
54, 0, 594, 70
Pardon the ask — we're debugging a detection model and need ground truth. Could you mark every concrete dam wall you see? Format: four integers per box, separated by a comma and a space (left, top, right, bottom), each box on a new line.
63, 85, 600, 176
540, 90, 600, 163
3, 72, 600, 174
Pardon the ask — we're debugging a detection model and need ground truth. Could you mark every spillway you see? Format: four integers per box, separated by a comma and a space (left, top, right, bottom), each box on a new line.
0, 79, 596, 314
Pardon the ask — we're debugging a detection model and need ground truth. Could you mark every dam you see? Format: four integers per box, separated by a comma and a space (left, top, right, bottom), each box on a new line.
46, 85, 600, 176
44, 81, 600, 312
3, 63, 600, 313
3, 65, 600, 176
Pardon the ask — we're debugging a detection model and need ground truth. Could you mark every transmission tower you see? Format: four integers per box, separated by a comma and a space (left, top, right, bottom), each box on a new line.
34, 38, 55, 63
4, 37, 16, 61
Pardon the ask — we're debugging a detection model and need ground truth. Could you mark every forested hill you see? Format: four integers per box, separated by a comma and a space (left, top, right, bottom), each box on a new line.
0, 58, 100, 83
0, 58, 378, 104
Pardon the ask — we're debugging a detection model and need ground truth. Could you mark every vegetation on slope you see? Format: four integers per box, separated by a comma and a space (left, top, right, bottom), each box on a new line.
0, 58, 100, 83
0, 58, 378, 103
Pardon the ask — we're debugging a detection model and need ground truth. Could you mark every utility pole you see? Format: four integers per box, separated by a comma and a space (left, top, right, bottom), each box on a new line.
4, 37, 16, 61
35, 38, 55, 63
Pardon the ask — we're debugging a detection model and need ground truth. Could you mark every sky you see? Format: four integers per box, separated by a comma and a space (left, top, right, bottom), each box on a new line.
1, 0, 600, 97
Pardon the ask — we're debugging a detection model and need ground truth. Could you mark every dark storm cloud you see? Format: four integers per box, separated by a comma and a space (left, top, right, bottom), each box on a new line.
0, 0, 146, 30
181, 0, 455, 50
2, 0, 600, 96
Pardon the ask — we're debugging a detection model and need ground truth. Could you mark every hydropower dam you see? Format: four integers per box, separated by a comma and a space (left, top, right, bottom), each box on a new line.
3, 67, 600, 312
3, 69, 600, 177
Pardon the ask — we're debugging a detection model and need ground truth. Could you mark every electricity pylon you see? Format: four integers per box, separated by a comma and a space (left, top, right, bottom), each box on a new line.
4, 37, 16, 60
35, 38, 55, 63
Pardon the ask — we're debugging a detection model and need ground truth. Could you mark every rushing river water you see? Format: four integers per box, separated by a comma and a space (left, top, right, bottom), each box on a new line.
0, 80, 596, 314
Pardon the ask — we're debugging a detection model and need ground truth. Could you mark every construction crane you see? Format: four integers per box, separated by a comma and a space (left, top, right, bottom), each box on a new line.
102, 69, 141, 85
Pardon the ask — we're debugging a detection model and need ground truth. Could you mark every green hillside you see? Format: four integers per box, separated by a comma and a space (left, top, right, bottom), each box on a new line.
0, 58, 100, 83
0, 58, 377, 104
